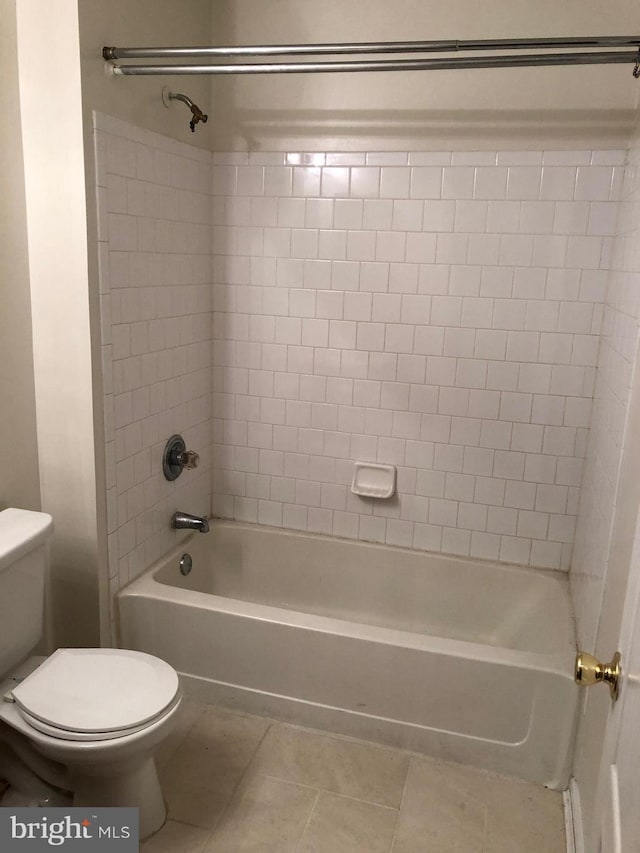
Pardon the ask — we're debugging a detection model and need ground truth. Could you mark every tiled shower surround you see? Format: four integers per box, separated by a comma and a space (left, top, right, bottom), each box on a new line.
94, 111, 627, 608
210, 149, 622, 570
572, 132, 640, 649
94, 112, 213, 626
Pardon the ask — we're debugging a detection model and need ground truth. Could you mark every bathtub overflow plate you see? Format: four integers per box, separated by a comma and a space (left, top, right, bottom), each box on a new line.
179, 553, 193, 576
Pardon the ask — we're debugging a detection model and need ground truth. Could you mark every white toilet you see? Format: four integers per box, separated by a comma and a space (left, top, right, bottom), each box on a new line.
0, 507, 182, 838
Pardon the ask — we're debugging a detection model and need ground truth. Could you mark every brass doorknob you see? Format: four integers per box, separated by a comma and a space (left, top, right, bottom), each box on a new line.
575, 651, 621, 701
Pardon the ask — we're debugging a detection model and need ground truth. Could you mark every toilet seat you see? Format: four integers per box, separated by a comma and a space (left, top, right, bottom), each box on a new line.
11, 648, 180, 742
15, 693, 182, 741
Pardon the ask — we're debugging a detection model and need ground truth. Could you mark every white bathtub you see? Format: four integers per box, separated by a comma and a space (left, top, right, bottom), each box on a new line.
118, 521, 578, 788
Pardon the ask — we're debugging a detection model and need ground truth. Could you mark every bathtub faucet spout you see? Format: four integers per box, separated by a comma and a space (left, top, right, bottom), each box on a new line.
171, 511, 210, 533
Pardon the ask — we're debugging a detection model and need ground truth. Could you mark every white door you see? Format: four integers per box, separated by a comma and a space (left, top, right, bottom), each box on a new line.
597, 505, 640, 853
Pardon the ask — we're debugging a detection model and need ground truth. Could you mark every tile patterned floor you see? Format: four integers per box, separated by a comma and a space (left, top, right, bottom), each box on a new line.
145, 698, 566, 852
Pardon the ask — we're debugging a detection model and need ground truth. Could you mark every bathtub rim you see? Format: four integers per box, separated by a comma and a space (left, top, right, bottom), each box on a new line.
118, 521, 576, 677
152, 519, 573, 580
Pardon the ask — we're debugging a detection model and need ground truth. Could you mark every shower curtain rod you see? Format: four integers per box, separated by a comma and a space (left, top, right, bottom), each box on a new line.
107, 51, 640, 77
103, 35, 640, 60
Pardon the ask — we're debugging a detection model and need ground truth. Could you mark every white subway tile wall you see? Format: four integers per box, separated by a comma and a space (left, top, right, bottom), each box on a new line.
210, 149, 624, 571
571, 136, 640, 650
94, 113, 213, 632
93, 120, 630, 609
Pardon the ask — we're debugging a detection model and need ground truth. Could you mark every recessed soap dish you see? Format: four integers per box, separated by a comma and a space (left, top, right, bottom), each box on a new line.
351, 462, 397, 499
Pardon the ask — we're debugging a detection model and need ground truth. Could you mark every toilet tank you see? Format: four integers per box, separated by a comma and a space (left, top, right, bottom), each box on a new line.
0, 508, 53, 678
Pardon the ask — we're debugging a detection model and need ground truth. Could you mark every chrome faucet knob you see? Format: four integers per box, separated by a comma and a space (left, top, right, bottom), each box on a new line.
163, 435, 200, 481
178, 450, 199, 470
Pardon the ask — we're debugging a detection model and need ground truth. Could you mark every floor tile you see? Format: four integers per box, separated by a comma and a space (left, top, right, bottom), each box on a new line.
248, 724, 410, 808
141, 820, 210, 853
204, 774, 317, 852
391, 755, 566, 853
391, 757, 488, 853
298, 791, 397, 853
159, 707, 271, 828
482, 771, 566, 853
148, 702, 565, 853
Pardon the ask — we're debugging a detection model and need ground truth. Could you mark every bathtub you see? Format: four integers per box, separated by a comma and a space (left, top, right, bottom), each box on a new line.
118, 521, 578, 788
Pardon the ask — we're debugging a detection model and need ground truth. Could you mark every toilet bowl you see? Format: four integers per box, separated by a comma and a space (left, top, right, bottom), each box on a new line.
0, 508, 183, 838
0, 650, 182, 838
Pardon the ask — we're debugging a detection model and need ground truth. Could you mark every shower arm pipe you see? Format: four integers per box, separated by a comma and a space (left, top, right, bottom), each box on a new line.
108, 50, 640, 77
163, 89, 208, 131
103, 35, 640, 61
168, 91, 197, 110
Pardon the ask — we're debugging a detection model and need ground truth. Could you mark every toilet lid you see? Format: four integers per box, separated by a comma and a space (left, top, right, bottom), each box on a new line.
16, 693, 182, 742
11, 648, 180, 735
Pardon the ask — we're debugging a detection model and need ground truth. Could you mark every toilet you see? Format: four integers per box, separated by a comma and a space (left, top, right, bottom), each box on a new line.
0, 507, 182, 838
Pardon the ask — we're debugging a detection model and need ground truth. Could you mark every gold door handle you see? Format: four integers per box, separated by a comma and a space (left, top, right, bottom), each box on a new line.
575, 651, 621, 701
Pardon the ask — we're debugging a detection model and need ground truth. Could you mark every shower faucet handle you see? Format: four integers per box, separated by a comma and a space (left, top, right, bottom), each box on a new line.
162, 434, 200, 481
177, 450, 199, 470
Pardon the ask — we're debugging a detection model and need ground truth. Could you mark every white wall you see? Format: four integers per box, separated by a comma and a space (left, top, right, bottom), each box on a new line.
16, 0, 100, 646
0, 0, 40, 513
78, 0, 213, 152
209, 0, 640, 151
1, 0, 215, 648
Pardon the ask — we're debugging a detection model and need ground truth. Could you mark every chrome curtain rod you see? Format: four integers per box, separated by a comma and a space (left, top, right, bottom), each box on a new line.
108, 51, 640, 77
103, 35, 640, 60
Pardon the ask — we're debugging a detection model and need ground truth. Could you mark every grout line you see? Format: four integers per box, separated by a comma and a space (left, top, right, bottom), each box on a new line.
234, 717, 274, 781
480, 801, 490, 851
315, 791, 400, 812
202, 718, 275, 837
265, 779, 402, 812
245, 767, 404, 812
294, 790, 321, 852
257, 773, 322, 794
230, 721, 408, 810
389, 755, 411, 853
